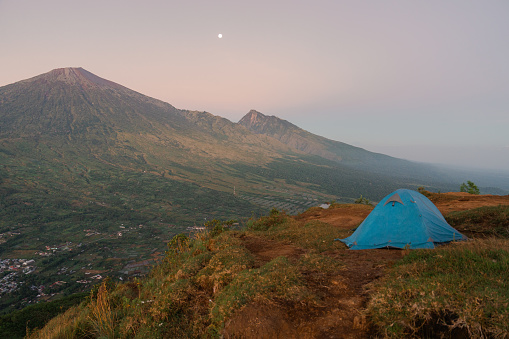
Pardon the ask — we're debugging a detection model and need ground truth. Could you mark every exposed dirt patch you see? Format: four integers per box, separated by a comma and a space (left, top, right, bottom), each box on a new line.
227, 232, 402, 338
295, 204, 373, 229
295, 194, 509, 221
224, 246, 402, 338
238, 234, 306, 267
431, 192, 509, 215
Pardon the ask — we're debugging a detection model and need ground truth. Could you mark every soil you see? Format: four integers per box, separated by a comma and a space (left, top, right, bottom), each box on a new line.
225, 235, 402, 339
223, 192, 509, 338
239, 234, 306, 268
294, 204, 373, 229
431, 192, 509, 215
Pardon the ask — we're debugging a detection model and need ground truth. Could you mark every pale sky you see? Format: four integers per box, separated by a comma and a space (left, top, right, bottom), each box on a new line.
1, 1, 508, 171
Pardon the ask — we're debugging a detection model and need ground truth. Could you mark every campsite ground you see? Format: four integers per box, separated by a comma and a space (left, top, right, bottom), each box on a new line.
296, 192, 509, 227
221, 204, 395, 338
223, 236, 402, 338
224, 192, 509, 338
430, 191, 509, 214
24, 191, 509, 338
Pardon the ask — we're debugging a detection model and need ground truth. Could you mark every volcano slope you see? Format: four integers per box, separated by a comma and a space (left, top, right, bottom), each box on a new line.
23, 191, 509, 338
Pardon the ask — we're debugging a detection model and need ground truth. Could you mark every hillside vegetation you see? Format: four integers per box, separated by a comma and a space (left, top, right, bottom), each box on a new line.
2, 68, 508, 336
24, 192, 509, 338
1, 67, 470, 313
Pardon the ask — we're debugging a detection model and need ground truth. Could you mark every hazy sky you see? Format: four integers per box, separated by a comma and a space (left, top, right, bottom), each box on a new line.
1, 1, 508, 171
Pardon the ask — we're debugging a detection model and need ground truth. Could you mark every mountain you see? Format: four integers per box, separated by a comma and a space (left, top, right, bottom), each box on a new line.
1, 67, 185, 136
0, 67, 502, 312
0, 68, 288, 162
239, 110, 440, 179
238, 110, 509, 194
239, 109, 366, 163
2, 68, 505, 229
0, 68, 299, 198
0, 68, 296, 311
1, 68, 449, 211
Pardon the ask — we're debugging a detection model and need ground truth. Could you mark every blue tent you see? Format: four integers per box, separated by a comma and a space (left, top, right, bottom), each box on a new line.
339, 189, 466, 250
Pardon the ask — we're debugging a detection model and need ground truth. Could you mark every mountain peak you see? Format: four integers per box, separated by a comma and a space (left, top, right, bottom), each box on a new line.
0, 67, 182, 136
26, 67, 122, 89
241, 110, 266, 125
238, 110, 297, 134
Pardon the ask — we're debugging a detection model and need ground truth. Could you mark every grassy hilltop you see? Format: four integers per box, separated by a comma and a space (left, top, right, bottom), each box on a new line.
14, 191, 509, 338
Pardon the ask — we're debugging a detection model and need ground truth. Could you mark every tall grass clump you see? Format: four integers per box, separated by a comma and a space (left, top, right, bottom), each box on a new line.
446, 205, 509, 238
88, 281, 116, 338
247, 207, 288, 231
367, 238, 509, 338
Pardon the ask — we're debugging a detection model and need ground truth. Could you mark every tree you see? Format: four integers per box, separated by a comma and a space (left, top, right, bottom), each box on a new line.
354, 195, 373, 206
460, 181, 480, 195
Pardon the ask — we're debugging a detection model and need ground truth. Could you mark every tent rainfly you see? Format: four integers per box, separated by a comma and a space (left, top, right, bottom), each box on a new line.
338, 189, 467, 250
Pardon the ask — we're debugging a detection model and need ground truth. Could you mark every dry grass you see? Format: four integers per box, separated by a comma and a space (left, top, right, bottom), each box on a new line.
88, 281, 116, 338
26, 305, 91, 339
367, 238, 509, 338
248, 209, 349, 252
210, 255, 310, 328
27, 211, 343, 338
446, 205, 509, 238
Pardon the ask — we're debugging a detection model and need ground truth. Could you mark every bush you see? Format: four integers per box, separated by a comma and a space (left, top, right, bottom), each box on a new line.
460, 181, 480, 195
248, 208, 288, 231
354, 195, 373, 206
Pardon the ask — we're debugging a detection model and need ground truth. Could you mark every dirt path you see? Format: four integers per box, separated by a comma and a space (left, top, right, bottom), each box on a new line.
224, 235, 401, 338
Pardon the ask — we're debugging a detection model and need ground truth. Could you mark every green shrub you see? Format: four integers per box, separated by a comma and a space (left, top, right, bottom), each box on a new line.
354, 195, 373, 206
248, 208, 288, 231
460, 180, 480, 195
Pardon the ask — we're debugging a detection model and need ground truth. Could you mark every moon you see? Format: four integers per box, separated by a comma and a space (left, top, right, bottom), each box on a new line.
218, 33, 223, 39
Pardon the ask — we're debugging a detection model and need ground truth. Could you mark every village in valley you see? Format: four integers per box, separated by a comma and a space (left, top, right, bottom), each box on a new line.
0, 221, 180, 312
0, 179, 333, 314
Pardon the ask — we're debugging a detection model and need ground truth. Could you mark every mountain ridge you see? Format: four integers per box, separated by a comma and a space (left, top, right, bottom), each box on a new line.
238, 109, 447, 182
2, 67, 506, 196
238, 109, 360, 162
237, 110, 509, 193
